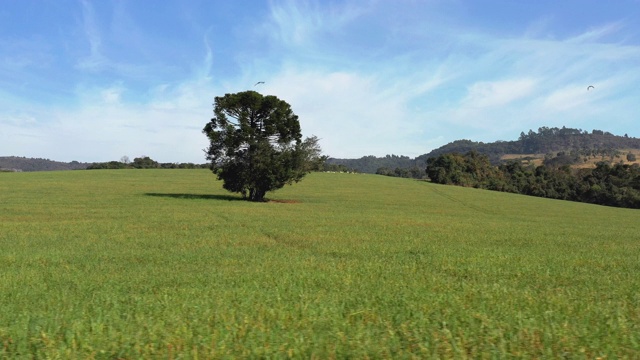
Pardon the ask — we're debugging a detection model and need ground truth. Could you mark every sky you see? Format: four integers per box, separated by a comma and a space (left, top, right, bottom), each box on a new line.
1, 0, 639, 163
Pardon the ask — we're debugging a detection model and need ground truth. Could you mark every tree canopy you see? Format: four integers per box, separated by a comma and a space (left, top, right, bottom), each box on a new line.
203, 91, 310, 201
426, 150, 640, 209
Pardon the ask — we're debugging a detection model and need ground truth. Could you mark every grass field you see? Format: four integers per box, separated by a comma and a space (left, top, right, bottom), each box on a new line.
1, 169, 639, 358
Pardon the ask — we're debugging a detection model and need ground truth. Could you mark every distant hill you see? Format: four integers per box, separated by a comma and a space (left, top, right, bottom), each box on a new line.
0, 157, 90, 172
329, 127, 640, 174
0, 156, 209, 172
327, 155, 420, 174
416, 127, 640, 164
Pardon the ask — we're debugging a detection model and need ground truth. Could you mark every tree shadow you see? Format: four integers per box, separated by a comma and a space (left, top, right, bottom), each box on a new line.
144, 193, 244, 201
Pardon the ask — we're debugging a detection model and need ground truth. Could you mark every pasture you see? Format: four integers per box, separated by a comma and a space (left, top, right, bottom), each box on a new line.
1, 169, 639, 358
500, 148, 640, 169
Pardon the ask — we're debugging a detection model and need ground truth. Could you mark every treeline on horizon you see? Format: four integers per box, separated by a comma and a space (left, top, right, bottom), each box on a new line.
0, 156, 211, 172
87, 157, 209, 170
329, 126, 640, 174
1, 156, 352, 173
426, 150, 640, 209
0, 156, 90, 172
87, 156, 354, 172
5, 126, 640, 177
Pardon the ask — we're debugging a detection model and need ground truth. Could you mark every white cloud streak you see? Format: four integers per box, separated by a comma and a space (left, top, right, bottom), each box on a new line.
463, 78, 538, 108
266, 0, 370, 47
76, 0, 107, 71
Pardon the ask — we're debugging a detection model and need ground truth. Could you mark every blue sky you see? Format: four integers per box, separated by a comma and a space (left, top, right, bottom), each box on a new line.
1, 0, 639, 162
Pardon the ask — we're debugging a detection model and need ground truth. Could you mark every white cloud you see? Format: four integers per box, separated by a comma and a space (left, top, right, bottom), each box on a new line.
0, 71, 218, 163
263, 66, 426, 157
542, 85, 593, 112
0, 102, 211, 163
463, 78, 538, 108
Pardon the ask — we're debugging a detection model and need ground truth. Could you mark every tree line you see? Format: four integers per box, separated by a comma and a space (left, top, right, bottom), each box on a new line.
0, 157, 90, 172
328, 154, 422, 174
87, 157, 208, 170
426, 151, 640, 209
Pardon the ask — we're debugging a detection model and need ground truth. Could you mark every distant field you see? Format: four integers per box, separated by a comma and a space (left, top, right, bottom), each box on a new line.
1, 170, 639, 358
501, 149, 640, 168
500, 154, 545, 167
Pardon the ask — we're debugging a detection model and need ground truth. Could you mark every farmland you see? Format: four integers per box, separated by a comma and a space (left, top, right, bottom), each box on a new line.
1, 170, 639, 358
500, 148, 640, 169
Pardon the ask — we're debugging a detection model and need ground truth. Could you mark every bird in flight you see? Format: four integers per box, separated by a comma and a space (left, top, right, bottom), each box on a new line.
587, 85, 595, 91
255, 81, 265, 86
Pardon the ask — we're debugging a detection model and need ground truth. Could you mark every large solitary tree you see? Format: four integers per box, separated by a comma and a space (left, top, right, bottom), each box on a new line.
203, 91, 311, 201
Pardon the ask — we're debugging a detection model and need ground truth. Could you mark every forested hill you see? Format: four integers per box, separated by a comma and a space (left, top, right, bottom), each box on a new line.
329, 127, 640, 173
416, 127, 640, 164
327, 155, 419, 174
0, 157, 90, 172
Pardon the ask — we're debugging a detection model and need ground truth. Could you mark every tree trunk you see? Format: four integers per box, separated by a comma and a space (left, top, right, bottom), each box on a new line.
249, 188, 266, 202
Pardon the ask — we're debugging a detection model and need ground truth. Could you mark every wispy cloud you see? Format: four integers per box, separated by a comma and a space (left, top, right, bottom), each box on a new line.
266, 0, 369, 47
76, 0, 107, 71
542, 85, 595, 112
463, 78, 538, 108
567, 22, 624, 43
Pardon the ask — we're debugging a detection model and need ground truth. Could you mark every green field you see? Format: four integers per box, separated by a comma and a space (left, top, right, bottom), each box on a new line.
1, 170, 639, 358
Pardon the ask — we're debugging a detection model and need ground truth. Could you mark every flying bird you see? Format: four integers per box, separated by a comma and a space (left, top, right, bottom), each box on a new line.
255, 81, 265, 86
587, 85, 595, 91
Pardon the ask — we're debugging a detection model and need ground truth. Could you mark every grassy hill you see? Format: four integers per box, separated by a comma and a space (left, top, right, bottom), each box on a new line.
1, 170, 639, 357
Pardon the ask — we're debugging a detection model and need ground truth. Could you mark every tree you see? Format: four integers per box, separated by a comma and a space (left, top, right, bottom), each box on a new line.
299, 135, 328, 172
203, 91, 309, 201
627, 152, 637, 162
132, 156, 159, 169
425, 153, 467, 185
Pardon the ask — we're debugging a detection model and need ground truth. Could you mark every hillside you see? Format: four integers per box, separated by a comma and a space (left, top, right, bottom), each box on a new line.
416, 126, 640, 164
0, 156, 90, 172
329, 126, 640, 174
